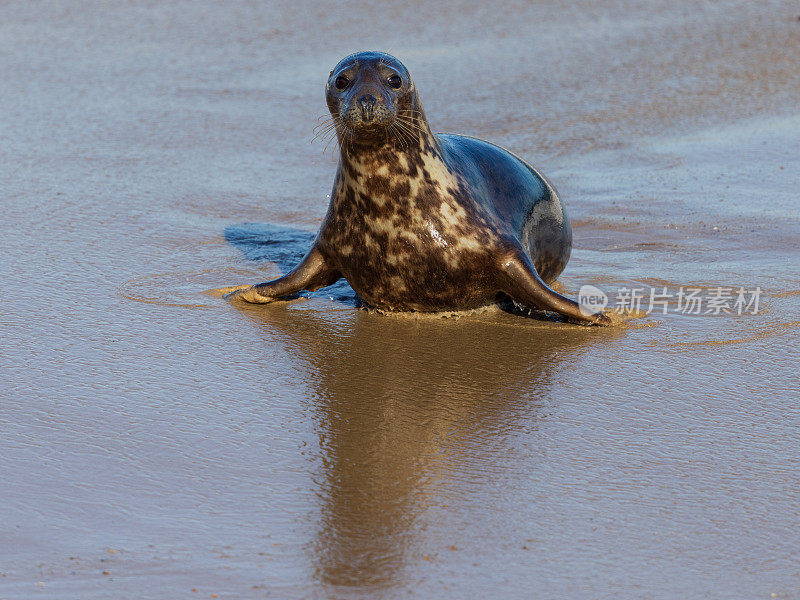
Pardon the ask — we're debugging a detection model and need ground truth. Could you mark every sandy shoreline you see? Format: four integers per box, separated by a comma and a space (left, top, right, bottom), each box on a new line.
2, 1, 799, 598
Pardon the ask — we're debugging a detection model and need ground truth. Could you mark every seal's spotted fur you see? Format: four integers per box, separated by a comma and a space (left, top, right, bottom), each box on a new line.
225, 51, 609, 325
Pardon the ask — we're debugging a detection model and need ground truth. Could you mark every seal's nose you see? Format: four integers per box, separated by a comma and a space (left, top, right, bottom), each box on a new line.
358, 94, 377, 121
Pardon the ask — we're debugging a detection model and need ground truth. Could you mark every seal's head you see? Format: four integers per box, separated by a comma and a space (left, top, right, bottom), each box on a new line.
326, 51, 423, 147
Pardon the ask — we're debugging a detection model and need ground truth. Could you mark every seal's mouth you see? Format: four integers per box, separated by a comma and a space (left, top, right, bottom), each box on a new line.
334, 110, 425, 149
337, 113, 399, 145
340, 109, 395, 131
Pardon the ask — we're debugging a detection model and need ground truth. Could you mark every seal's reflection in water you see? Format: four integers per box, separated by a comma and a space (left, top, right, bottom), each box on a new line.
226, 223, 618, 593
235, 305, 612, 592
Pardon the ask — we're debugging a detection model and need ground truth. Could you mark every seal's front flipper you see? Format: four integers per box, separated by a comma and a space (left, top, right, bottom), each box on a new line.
499, 250, 610, 326
225, 245, 341, 304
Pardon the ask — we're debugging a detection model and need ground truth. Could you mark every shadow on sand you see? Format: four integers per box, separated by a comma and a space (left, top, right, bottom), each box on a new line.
224, 222, 357, 305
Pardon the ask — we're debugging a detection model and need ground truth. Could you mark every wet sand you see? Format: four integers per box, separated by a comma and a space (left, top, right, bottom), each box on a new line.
2, 1, 799, 598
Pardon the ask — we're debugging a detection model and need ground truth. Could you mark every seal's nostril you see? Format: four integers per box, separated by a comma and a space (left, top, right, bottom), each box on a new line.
358, 95, 377, 121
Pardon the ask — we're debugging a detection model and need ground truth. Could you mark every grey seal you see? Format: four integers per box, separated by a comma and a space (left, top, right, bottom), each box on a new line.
222, 51, 609, 325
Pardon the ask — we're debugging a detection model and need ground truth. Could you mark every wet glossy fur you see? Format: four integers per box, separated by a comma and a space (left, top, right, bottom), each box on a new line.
224, 51, 608, 325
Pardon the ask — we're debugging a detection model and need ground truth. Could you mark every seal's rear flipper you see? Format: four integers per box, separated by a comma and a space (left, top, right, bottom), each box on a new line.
224, 245, 341, 304
499, 249, 610, 326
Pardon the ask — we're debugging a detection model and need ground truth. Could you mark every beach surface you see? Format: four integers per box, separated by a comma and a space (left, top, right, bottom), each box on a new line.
2, 1, 799, 598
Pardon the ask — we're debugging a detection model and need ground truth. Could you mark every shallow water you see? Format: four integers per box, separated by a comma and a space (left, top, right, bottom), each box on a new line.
2, 1, 799, 599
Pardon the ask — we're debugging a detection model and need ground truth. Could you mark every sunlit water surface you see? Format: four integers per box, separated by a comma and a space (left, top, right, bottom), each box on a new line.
2, 1, 799, 599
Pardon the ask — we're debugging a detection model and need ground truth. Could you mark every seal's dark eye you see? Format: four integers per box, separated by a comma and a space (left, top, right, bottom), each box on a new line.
334, 76, 349, 90
387, 74, 402, 89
